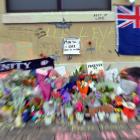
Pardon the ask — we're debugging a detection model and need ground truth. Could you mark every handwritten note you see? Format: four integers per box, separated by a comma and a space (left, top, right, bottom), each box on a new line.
105, 68, 119, 81
63, 38, 80, 55
120, 79, 137, 95
87, 61, 104, 74
35, 28, 47, 39
93, 13, 109, 21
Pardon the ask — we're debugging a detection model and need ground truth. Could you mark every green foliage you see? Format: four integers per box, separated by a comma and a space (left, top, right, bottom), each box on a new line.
73, 65, 86, 76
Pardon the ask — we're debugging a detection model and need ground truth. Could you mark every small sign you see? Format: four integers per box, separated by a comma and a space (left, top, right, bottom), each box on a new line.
63, 38, 80, 55
87, 61, 104, 74
105, 68, 119, 81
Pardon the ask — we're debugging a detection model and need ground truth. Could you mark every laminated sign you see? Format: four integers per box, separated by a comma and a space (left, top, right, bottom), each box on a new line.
63, 38, 80, 55
87, 61, 104, 74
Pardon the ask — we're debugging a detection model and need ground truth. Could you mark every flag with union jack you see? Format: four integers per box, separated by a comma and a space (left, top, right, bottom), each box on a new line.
116, 5, 140, 55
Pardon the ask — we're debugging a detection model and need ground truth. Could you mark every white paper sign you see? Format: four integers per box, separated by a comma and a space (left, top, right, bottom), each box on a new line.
36, 67, 52, 76
105, 68, 119, 81
63, 38, 80, 54
55, 66, 66, 76
120, 79, 137, 95
87, 61, 104, 74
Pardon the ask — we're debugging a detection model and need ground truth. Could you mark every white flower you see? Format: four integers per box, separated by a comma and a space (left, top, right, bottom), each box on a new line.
98, 112, 105, 122
109, 113, 118, 123
76, 112, 84, 123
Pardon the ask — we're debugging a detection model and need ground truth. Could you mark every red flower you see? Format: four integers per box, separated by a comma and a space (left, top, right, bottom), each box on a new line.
88, 41, 92, 46
92, 74, 98, 80
52, 91, 61, 99
79, 74, 85, 80
39, 53, 47, 58
123, 107, 136, 119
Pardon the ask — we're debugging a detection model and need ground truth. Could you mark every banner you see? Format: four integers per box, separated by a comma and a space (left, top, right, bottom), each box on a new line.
0, 57, 54, 72
116, 5, 140, 55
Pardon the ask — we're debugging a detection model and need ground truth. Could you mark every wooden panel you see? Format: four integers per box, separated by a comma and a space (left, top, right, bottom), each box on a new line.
0, 0, 140, 63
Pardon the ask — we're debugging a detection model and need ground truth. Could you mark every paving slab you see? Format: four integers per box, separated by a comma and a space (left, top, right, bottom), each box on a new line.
1, 122, 140, 140
117, 130, 139, 140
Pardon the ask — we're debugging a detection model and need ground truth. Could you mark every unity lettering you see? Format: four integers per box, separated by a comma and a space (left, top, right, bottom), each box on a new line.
0, 62, 31, 71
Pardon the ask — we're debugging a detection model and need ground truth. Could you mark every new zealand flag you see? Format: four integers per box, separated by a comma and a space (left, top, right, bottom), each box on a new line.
116, 5, 140, 55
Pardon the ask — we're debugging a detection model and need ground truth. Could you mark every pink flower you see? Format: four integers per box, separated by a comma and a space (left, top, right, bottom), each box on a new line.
75, 101, 84, 112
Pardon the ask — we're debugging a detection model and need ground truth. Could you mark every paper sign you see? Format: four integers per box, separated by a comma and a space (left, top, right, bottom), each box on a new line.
55, 66, 66, 76
120, 79, 137, 95
63, 38, 80, 55
87, 61, 104, 74
36, 68, 50, 76
105, 68, 119, 81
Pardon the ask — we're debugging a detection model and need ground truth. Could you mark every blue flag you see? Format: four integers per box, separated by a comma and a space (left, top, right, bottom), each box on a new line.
116, 5, 140, 55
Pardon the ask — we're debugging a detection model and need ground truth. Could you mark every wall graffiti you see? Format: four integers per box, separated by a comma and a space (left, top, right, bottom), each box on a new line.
93, 13, 110, 21
1, 21, 140, 62
35, 28, 47, 39
86, 47, 96, 53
